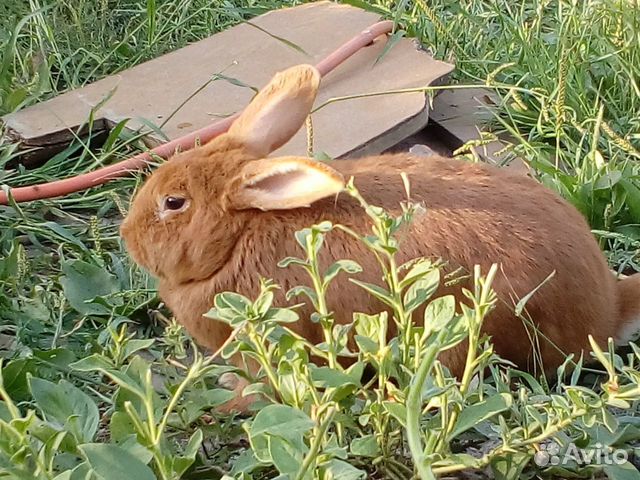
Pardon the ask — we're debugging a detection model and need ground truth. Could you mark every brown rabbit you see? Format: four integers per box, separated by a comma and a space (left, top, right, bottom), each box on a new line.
121, 64, 640, 405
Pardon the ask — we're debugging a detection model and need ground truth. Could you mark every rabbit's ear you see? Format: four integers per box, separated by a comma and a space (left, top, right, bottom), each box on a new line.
227, 64, 320, 157
228, 157, 344, 211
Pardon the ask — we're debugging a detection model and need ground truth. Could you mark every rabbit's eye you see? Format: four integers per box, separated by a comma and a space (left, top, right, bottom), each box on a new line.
164, 196, 186, 211
157, 195, 190, 219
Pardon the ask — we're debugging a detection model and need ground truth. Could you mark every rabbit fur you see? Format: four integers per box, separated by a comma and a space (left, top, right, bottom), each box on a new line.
121, 64, 640, 405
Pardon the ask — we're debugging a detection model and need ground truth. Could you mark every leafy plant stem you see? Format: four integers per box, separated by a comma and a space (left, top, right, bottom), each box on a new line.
387, 255, 413, 367
294, 406, 337, 480
0, 360, 21, 420
446, 265, 498, 441
406, 341, 442, 480
306, 234, 338, 369
431, 407, 588, 476
153, 356, 202, 445
247, 324, 280, 390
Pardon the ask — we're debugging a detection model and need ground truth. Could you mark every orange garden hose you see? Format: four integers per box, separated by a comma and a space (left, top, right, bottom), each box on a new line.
0, 20, 394, 205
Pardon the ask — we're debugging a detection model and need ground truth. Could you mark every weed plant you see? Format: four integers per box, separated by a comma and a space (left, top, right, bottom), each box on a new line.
3, 185, 640, 479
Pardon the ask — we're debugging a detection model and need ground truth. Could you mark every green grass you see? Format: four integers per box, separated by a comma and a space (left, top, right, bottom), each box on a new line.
391, 0, 640, 265
0, 0, 640, 479
0, 0, 301, 113
351, 0, 639, 268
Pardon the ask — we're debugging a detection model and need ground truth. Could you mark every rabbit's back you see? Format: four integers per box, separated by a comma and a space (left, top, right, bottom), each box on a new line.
254, 155, 616, 372
330, 154, 617, 371
162, 154, 617, 375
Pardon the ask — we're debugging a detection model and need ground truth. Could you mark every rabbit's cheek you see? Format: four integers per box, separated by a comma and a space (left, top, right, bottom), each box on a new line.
120, 226, 147, 271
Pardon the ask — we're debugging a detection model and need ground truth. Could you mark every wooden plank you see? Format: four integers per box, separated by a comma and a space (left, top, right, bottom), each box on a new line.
1, 2, 453, 165
429, 88, 529, 174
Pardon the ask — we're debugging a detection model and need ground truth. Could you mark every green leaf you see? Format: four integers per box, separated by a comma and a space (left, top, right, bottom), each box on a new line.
243, 382, 273, 398
620, 179, 640, 219
215, 292, 251, 315
399, 259, 435, 289
374, 29, 406, 66
2, 358, 37, 401
278, 257, 308, 269
41, 222, 87, 250
294, 228, 312, 250
102, 118, 132, 152
350, 435, 380, 457
321, 459, 366, 480
355, 334, 378, 354
314, 151, 333, 161
110, 412, 136, 442
515, 271, 555, 317
80, 443, 156, 480
115, 356, 160, 418
354, 312, 386, 344
269, 436, 303, 478
602, 407, 620, 433
0, 401, 12, 422
323, 260, 362, 286
52, 472, 73, 480
309, 366, 360, 388
286, 286, 317, 304
263, 307, 299, 323
450, 393, 512, 438
339, 0, 388, 15
244, 21, 310, 56
211, 73, 259, 93
314, 221, 333, 233
136, 116, 170, 142
594, 170, 623, 190
253, 290, 275, 317
350, 279, 394, 307
3, 87, 28, 111
0, 240, 20, 281
250, 405, 315, 439
509, 370, 546, 396
70, 354, 115, 372
37, 426, 71, 464
184, 428, 204, 459
383, 401, 407, 428
59, 259, 119, 315
182, 388, 236, 423
404, 269, 440, 314
206, 291, 253, 325
118, 435, 154, 465
424, 295, 456, 332
230, 449, 262, 476
71, 355, 148, 404
490, 452, 531, 480
603, 461, 640, 480
439, 453, 480, 469
172, 429, 204, 477
53, 462, 92, 480
29, 377, 99, 444
248, 405, 312, 465
122, 339, 155, 362
34, 348, 77, 370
